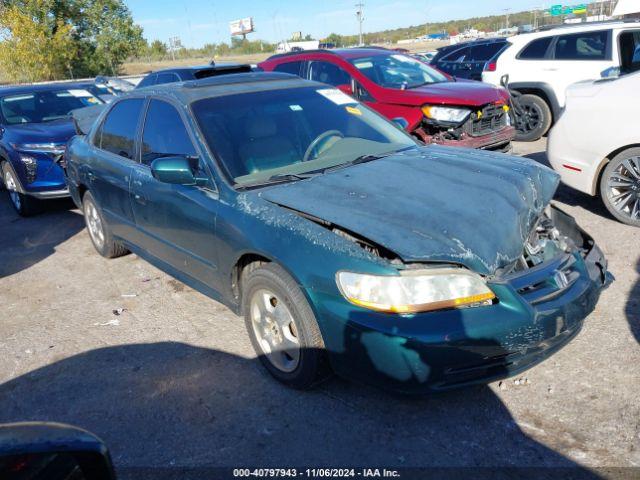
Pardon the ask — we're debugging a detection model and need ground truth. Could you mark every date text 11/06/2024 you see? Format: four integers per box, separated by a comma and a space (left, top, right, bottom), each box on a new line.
232, 468, 401, 478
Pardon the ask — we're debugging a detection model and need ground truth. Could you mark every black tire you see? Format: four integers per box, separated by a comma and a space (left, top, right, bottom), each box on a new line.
241, 262, 330, 389
599, 148, 640, 227
2, 164, 40, 217
514, 94, 552, 142
82, 191, 129, 258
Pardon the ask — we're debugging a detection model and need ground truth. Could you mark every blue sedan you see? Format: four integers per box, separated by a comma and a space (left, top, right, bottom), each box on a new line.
65, 72, 611, 392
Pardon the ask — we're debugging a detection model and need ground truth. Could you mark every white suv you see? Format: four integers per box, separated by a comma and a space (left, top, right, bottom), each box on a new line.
483, 21, 640, 141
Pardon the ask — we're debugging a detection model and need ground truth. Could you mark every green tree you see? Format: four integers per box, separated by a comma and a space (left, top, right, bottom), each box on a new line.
148, 39, 168, 59
0, 0, 144, 80
0, 0, 77, 82
323, 33, 344, 47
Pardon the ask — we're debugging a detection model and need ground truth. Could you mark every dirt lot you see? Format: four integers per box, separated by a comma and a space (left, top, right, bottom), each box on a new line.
0, 139, 638, 475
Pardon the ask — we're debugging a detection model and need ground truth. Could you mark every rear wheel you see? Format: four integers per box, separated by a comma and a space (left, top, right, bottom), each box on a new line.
242, 262, 330, 389
3, 167, 39, 217
82, 191, 129, 258
513, 94, 552, 142
599, 148, 640, 227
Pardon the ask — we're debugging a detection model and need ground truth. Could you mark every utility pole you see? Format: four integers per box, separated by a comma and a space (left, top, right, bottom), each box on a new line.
168, 36, 180, 61
503, 8, 511, 29
355, 2, 364, 46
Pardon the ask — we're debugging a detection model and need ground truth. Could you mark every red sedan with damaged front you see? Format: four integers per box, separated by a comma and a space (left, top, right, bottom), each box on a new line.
259, 48, 515, 152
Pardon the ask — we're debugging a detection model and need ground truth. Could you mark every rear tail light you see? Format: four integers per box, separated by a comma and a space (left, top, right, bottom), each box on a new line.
484, 62, 497, 72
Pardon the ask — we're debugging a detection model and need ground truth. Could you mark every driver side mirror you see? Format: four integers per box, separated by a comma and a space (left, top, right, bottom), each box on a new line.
391, 117, 409, 130
0, 422, 116, 480
600, 66, 620, 78
151, 156, 207, 186
336, 83, 354, 96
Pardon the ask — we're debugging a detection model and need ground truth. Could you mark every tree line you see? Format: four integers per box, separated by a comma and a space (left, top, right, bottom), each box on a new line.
0, 0, 144, 83
0, 1, 593, 83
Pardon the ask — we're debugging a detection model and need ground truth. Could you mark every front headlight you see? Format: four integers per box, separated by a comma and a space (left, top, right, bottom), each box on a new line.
336, 268, 495, 314
421, 105, 471, 124
18, 154, 38, 183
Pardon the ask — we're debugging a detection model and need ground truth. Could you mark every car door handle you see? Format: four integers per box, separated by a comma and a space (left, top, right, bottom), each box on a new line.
543, 68, 558, 71
134, 193, 146, 205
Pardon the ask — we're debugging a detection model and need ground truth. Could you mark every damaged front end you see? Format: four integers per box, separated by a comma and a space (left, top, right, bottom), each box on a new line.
302, 203, 612, 393
413, 101, 516, 152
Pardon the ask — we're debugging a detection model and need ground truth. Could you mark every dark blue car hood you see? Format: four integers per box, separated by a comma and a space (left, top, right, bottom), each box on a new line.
260, 146, 560, 275
2, 119, 76, 144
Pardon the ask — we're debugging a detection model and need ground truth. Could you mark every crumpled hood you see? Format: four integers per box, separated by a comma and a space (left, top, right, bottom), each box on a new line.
2, 119, 76, 145
261, 146, 559, 275
385, 80, 509, 107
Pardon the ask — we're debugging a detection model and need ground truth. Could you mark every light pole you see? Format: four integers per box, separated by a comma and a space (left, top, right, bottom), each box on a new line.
356, 2, 364, 46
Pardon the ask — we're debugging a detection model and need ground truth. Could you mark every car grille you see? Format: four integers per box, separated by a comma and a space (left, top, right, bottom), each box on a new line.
511, 253, 580, 305
468, 103, 507, 137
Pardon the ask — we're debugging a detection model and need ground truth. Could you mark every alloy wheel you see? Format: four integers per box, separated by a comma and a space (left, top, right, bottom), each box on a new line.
5, 171, 21, 211
85, 201, 105, 249
606, 156, 640, 221
249, 288, 300, 373
518, 103, 541, 134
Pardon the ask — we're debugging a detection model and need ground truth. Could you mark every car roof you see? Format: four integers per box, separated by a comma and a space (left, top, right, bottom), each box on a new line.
437, 37, 508, 52
149, 63, 249, 74
133, 71, 321, 103
509, 20, 640, 45
0, 81, 100, 97
266, 47, 395, 63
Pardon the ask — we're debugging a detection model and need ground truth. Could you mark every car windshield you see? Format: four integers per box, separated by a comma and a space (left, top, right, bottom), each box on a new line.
349, 53, 448, 89
192, 86, 416, 187
0, 88, 102, 125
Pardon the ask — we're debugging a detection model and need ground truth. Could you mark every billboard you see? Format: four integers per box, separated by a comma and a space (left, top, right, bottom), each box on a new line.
229, 17, 254, 36
548, 4, 587, 16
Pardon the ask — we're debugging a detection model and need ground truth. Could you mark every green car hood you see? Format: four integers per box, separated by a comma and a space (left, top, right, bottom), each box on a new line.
260, 145, 560, 275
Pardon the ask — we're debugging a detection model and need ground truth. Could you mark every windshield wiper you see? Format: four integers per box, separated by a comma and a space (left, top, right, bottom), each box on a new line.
235, 172, 318, 190
267, 172, 318, 182
322, 152, 397, 174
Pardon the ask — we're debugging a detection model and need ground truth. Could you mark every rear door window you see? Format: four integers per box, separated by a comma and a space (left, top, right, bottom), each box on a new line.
468, 43, 505, 61
137, 74, 157, 88
98, 98, 145, 159
140, 100, 196, 166
619, 30, 640, 73
274, 61, 303, 76
554, 30, 609, 60
308, 61, 351, 86
518, 37, 553, 59
155, 72, 181, 85
441, 47, 470, 63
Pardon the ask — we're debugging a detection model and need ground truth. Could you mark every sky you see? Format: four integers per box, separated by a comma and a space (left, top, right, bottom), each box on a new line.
126, 0, 546, 48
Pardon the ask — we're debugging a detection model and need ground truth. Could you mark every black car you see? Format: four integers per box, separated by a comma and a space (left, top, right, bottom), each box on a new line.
431, 38, 508, 81
135, 63, 253, 89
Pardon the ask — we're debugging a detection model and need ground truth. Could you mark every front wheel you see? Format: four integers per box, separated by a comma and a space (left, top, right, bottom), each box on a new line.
242, 262, 330, 389
599, 148, 640, 227
82, 191, 129, 258
513, 94, 552, 142
3, 167, 39, 217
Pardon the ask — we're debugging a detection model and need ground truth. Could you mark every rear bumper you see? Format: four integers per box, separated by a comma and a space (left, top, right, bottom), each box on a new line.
547, 117, 600, 195
312, 206, 610, 394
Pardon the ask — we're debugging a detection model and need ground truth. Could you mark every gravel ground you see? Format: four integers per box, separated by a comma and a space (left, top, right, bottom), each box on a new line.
0, 139, 638, 475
